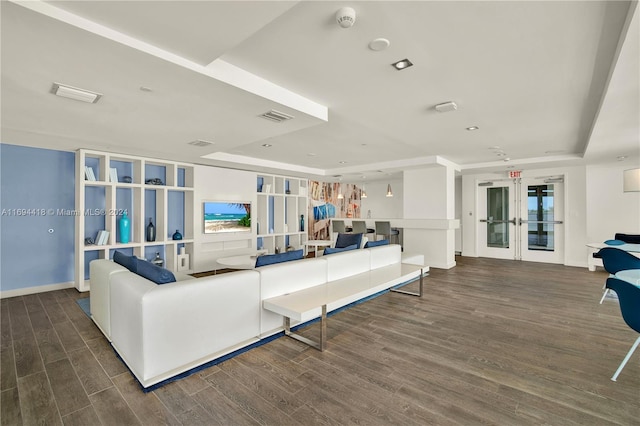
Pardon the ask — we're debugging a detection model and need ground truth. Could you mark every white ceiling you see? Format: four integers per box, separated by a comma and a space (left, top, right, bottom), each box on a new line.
2, 1, 638, 181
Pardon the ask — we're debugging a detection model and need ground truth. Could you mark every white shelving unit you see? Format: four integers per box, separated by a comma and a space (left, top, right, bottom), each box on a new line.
75, 149, 194, 291
255, 174, 308, 254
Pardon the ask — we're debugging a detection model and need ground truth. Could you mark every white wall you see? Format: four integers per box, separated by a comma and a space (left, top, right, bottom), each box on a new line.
586, 162, 640, 242
359, 178, 403, 219
193, 165, 257, 272
403, 167, 455, 219
461, 165, 588, 267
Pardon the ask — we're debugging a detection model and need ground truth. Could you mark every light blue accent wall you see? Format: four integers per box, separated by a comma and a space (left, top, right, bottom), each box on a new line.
1, 144, 75, 291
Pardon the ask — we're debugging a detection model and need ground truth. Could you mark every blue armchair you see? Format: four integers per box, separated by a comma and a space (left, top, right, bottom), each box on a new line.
604, 277, 640, 381
599, 248, 640, 303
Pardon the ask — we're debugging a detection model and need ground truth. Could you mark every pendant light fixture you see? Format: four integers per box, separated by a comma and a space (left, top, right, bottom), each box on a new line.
361, 186, 367, 199
386, 184, 393, 197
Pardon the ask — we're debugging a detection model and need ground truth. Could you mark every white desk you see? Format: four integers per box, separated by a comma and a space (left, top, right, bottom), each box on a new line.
586, 243, 640, 271
304, 240, 333, 257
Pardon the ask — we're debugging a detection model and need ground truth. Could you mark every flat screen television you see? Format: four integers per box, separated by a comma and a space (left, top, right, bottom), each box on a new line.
203, 201, 251, 234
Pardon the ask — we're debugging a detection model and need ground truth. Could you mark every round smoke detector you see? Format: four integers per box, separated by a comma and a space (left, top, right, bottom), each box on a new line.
368, 38, 390, 51
336, 7, 356, 28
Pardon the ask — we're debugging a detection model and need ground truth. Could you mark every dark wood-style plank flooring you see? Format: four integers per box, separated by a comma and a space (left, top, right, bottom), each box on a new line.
1, 257, 639, 425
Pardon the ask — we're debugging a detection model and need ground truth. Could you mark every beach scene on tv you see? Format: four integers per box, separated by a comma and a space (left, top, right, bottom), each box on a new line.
204, 202, 251, 233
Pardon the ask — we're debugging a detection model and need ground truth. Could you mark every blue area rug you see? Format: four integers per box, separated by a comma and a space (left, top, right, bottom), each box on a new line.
76, 297, 90, 318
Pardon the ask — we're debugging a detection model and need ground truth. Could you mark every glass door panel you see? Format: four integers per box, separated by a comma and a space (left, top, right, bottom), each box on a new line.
520, 178, 564, 263
478, 181, 516, 260
487, 187, 510, 248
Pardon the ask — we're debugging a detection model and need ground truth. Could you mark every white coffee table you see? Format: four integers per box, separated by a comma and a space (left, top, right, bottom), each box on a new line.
304, 240, 333, 257
217, 250, 268, 270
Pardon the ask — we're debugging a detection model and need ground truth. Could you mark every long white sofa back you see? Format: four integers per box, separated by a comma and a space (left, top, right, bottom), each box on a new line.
109, 269, 261, 387
92, 244, 421, 388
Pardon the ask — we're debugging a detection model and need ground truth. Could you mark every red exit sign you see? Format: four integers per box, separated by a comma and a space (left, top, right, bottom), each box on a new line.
509, 170, 522, 178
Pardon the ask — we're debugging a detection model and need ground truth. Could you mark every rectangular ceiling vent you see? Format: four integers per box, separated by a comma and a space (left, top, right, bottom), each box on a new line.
51, 82, 102, 104
259, 109, 294, 123
188, 139, 214, 147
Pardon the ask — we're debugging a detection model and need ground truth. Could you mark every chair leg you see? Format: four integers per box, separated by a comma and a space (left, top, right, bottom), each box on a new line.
599, 288, 610, 304
611, 335, 640, 381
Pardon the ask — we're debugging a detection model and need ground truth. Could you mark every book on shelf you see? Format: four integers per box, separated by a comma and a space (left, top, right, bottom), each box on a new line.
109, 168, 118, 183
85, 166, 96, 181
95, 230, 110, 245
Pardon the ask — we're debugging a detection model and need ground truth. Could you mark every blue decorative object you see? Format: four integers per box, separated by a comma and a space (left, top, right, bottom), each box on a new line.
323, 244, 358, 255
364, 239, 389, 248
255, 249, 304, 267
113, 251, 137, 273
119, 212, 130, 243
605, 239, 625, 246
300, 215, 305, 232
172, 229, 183, 240
335, 232, 362, 248
135, 258, 176, 284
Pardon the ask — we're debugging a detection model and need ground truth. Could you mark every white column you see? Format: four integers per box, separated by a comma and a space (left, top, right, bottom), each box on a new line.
402, 166, 458, 269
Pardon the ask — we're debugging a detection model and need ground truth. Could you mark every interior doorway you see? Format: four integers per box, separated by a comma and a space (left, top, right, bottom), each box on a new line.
477, 176, 564, 263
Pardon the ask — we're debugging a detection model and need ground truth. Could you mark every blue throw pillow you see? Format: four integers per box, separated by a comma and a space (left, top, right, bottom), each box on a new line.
255, 249, 304, 267
135, 258, 176, 284
323, 244, 358, 255
335, 233, 363, 249
605, 239, 625, 246
364, 239, 389, 248
113, 250, 137, 273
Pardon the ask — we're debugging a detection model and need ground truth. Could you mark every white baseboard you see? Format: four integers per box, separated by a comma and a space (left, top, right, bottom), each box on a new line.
1, 281, 76, 299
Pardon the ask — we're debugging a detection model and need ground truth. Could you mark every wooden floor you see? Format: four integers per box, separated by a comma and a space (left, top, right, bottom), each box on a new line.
2, 257, 639, 425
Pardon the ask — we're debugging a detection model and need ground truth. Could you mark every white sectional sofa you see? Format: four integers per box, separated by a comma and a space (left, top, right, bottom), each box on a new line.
90, 244, 426, 389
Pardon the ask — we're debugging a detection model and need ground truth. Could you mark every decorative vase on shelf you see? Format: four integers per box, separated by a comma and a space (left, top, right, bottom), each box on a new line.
146, 218, 155, 242
152, 252, 163, 267
172, 229, 183, 240
300, 214, 305, 232
119, 212, 130, 243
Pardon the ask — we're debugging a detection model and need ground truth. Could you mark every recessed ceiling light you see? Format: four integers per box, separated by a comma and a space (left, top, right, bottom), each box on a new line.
307, 153, 317, 156
139, 86, 153, 92
369, 38, 390, 51
339, 161, 347, 164
262, 144, 272, 147
617, 155, 627, 161
496, 152, 507, 157
188, 139, 214, 147
434, 101, 458, 113
466, 126, 479, 131
503, 158, 511, 162
489, 146, 501, 150
391, 59, 413, 70
51, 82, 101, 103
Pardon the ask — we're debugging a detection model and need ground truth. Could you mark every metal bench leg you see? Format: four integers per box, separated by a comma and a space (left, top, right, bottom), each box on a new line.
391, 268, 425, 297
283, 305, 327, 351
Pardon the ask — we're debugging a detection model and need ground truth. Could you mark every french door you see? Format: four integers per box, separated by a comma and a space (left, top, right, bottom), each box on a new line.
478, 176, 564, 263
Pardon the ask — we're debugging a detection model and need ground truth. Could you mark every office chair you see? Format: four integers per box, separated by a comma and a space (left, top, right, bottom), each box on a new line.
599, 248, 640, 303
604, 277, 640, 381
